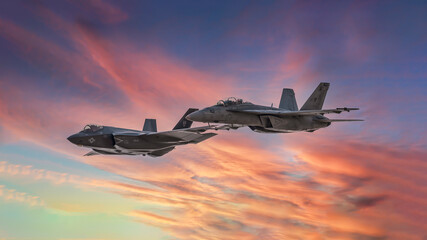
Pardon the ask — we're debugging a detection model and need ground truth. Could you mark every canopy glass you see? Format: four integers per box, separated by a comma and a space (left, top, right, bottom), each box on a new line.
216, 97, 251, 106
82, 124, 103, 132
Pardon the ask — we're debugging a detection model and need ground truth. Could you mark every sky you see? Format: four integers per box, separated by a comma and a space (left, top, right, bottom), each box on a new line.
0, 0, 426, 239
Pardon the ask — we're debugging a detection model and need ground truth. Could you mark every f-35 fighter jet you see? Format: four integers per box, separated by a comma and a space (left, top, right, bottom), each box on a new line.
186, 82, 363, 133
67, 109, 217, 157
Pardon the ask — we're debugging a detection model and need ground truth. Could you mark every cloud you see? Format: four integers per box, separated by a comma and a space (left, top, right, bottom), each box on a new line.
76, 136, 396, 239
73, 20, 234, 113
0, 185, 44, 207
0, 161, 91, 186
109, 134, 425, 239
129, 210, 177, 226
0, 12, 236, 136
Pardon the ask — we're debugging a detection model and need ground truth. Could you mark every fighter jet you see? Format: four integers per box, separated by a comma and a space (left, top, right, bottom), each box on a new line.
186, 82, 363, 133
67, 109, 217, 157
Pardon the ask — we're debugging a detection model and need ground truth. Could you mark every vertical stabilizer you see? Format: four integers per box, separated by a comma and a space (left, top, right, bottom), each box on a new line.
173, 108, 198, 130
300, 82, 330, 110
279, 88, 298, 111
143, 119, 157, 132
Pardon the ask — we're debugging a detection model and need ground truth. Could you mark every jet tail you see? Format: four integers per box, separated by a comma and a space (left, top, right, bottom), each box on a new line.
279, 88, 298, 111
300, 82, 330, 110
143, 119, 157, 132
173, 108, 198, 130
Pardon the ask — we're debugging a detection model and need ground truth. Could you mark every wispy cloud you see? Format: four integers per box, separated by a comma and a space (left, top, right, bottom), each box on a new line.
0, 161, 92, 185
0, 185, 44, 207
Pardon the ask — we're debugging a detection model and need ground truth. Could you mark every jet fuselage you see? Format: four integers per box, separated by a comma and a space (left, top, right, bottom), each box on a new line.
187, 103, 330, 133
67, 126, 177, 155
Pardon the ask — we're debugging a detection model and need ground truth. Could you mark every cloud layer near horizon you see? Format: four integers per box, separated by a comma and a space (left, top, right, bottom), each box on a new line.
0, 1, 426, 240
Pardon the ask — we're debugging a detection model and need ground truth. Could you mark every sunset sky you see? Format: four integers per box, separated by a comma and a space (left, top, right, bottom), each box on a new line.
0, 0, 426, 239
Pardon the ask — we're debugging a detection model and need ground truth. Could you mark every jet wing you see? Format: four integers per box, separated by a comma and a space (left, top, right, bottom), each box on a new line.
148, 147, 175, 157
147, 130, 217, 143
190, 133, 217, 143
227, 108, 359, 116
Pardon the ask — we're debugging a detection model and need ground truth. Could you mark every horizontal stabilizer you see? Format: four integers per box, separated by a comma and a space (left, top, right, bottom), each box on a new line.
143, 119, 157, 132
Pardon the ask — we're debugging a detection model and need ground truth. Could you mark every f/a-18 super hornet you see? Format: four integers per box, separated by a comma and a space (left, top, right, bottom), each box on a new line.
186, 82, 363, 133
67, 109, 217, 157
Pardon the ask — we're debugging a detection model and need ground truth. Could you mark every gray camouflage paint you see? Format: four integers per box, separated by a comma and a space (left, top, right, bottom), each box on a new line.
67, 108, 216, 157
186, 83, 361, 133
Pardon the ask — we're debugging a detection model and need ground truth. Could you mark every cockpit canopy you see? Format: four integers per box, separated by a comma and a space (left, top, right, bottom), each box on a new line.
216, 97, 251, 106
82, 124, 103, 133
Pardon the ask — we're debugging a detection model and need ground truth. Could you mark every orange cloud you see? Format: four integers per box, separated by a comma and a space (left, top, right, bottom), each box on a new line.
129, 210, 177, 226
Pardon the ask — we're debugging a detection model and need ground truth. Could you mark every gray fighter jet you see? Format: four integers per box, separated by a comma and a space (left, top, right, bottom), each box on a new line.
186, 83, 363, 133
67, 109, 217, 157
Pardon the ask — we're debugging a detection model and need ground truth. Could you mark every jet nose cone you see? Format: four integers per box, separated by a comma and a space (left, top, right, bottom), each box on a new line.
186, 111, 203, 122
67, 134, 81, 145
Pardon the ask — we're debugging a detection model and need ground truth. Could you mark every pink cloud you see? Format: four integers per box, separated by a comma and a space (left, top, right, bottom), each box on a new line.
0, 13, 236, 131
72, 21, 234, 115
